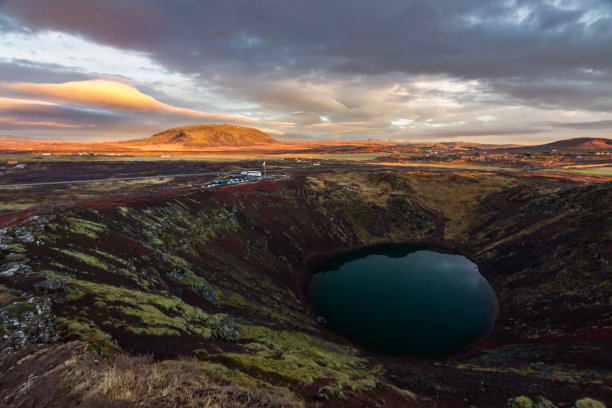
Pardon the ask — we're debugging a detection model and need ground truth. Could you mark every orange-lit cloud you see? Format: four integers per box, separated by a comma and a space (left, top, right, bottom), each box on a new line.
0, 117, 93, 128
0, 80, 256, 124
265, 121, 296, 127
0, 97, 100, 128
259, 128, 285, 136
0, 97, 56, 109
306, 121, 373, 129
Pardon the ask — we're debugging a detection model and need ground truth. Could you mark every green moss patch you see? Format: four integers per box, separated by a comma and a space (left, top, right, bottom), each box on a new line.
55, 249, 109, 271
55, 316, 118, 355
220, 325, 379, 398
71, 279, 229, 338
64, 217, 107, 239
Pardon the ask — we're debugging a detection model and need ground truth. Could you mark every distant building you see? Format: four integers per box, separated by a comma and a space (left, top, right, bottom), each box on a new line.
7, 161, 18, 165
240, 170, 262, 177
14, 163, 26, 169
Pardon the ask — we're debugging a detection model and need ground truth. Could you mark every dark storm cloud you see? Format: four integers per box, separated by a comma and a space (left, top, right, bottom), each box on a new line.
419, 127, 547, 139
1, 0, 611, 141
492, 77, 612, 111
0, 98, 127, 128
551, 120, 612, 129
3, 1, 611, 79
0, 0, 161, 51
0, 60, 93, 83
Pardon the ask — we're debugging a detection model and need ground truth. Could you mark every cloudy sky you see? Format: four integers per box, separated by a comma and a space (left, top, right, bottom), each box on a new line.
0, 0, 611, 144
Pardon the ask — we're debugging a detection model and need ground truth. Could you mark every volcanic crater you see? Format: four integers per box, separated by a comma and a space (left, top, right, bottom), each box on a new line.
1, 170, 611, 407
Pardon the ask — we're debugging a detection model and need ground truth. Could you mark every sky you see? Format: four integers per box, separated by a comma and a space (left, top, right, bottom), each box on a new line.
0, 0, 611, 144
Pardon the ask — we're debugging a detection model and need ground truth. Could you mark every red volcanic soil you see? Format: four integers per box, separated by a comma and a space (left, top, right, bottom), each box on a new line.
0, 211, 34, 229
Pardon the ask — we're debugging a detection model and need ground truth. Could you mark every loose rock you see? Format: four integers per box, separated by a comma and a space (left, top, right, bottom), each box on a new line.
0, 297, 56, 358
35, 278, 67, 293
214, 317, 239, 341
314, 393, 330, 403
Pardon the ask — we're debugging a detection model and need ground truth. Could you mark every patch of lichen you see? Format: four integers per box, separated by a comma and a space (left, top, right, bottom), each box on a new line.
575, 398, 607, 408
70, 279, 228, 338
0, 285, 20, 308
9, 243, 27, 253
202, 261, 309, 330
218, 324, 379, 399
222, 290, 311, 331
128, 326, 182, 336
4, 300, 36, 318
92, 249, 129, 266
507, 395, 607, 408
384, 384, 416, 400
55, 316, 119, 355
63, 217, 107, 239
163, 251, 309, 330
47, 247, 146, 286
54, 248, 109, 271
115, 203, 240, 254
454, 359, 612, 388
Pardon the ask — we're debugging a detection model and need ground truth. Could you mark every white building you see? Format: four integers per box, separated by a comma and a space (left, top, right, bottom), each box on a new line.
240, 170, 262, 177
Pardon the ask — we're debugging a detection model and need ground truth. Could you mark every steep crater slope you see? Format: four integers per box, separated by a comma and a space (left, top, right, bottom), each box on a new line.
0, 171, 610, 407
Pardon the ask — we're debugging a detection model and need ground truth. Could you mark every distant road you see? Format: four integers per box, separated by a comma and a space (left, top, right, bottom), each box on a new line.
0, 167, 333, 188
0, 171, 243, 188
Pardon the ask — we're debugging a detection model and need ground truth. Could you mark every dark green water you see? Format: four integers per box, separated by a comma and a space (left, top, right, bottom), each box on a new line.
307, 245, 499, 356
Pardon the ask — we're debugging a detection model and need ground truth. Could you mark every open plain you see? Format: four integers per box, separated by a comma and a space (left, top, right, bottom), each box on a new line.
1, 132, 611, 407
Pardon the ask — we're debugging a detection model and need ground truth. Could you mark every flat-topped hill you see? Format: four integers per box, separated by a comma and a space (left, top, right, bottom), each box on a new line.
128, 124, 278, 147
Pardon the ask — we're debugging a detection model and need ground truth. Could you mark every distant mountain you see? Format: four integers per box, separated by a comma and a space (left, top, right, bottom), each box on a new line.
416, 141, 524, 151
127, 124, 278, 147
442, 141, 523, 150
427, 143, 450, 150
504, 137, 612, 152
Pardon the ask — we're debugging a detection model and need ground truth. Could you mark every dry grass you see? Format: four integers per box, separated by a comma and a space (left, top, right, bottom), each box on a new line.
404, 172, 517, 241
1, 342, 302, 407
69, 353, 304, 408
313, 171, 519, 242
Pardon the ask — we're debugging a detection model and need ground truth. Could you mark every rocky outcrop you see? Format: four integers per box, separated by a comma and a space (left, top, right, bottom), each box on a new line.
0, 295, 56, 359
